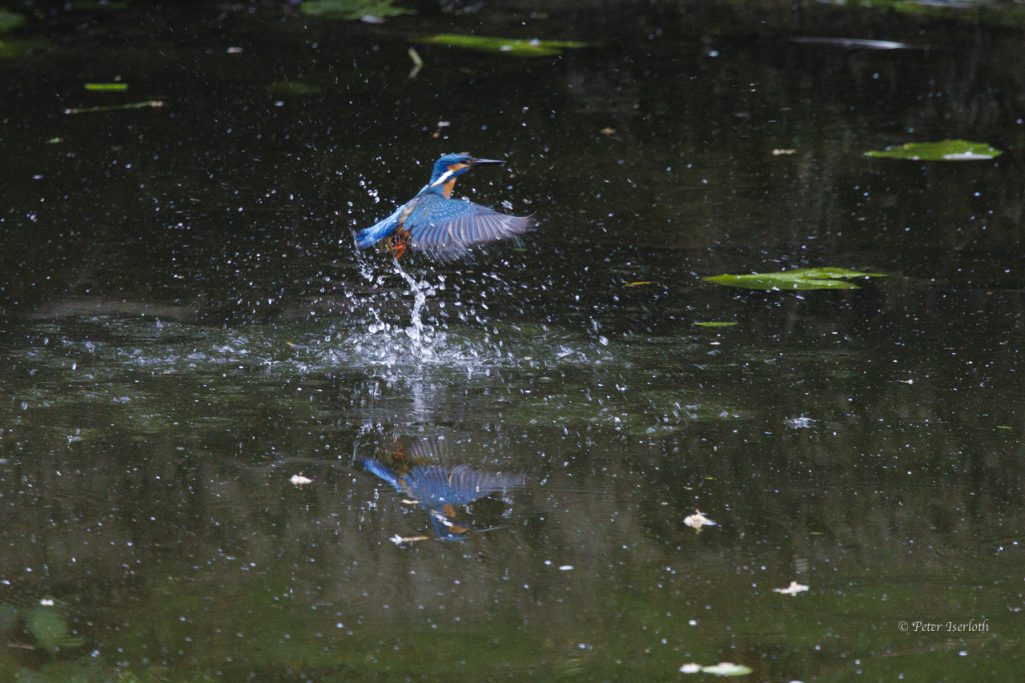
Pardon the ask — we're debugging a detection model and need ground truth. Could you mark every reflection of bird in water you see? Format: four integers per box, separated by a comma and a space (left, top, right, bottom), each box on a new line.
362, 438, 525, 541
354, 153, 535, 261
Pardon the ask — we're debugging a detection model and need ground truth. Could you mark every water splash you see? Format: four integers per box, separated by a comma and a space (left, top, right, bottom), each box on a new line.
391, 259, 444, 360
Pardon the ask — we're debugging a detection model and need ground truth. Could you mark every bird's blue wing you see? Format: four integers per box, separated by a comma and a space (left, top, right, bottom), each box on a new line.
407, 197, 535, 261
354, 205, 404, 249
404, 465, 526, 507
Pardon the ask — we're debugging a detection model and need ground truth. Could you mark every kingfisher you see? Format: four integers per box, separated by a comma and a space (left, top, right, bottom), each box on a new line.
354, 153, 535, 261
362, 438, 524, 540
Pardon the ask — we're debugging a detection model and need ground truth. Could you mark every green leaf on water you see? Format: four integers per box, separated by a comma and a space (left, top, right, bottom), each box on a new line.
0, 39, 36, 59
269, 80, 323, 95
865, 140, 1002, 161
704, 267, 886, 291
415, 34, 590, 57
26, 604, 85, 653
694, 321, 738, 328
84, 82, 128, 91
300, 0, 413, 20
0, 9, 26, 33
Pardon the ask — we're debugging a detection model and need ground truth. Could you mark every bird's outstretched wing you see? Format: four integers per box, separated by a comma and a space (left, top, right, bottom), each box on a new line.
408, 197, 535, 261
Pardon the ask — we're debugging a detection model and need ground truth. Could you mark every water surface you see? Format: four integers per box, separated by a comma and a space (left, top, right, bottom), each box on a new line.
1, 2, 1024, 679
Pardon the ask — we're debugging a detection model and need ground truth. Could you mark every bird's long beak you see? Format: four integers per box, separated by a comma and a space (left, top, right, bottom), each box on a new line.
468, 157, 504, 167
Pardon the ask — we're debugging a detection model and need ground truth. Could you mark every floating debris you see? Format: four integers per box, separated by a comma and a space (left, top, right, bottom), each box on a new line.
269, 80, 322, 95
601, 127, 616, 136
784, 416, 816, 429
0, 9, 25, 33
83, 82, 127, 91
704, 267, 885, 291
865, 140, 1002, 161
700, 662, 754, 676
772, 148, 796, 156
792, 36, 917, 50
624, 280, 655, 287
415, 34, 590, 58
289, 473, 313, 486
300, 0, 413, 21
390, 534, 430, 545
684, 510, 717, 531
226, 46, 243, 54
64, 99, 164, 115
679, 663, 703, 674
773, 580, 809, 596
694, 321, 737, 328
407, 46, 423, 78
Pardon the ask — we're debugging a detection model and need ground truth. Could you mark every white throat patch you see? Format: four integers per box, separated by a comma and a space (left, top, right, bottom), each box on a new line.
431, 170, 454, 187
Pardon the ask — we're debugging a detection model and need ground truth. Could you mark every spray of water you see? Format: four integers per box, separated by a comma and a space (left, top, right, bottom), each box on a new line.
392, 258, 444, 359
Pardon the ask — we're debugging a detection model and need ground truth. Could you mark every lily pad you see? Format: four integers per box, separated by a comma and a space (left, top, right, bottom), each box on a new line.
300, 0, 413, 20
704, 267, 885, 291
694, 321, 737, 328
269, 80, 323, 95
865, 140, 1002, 161
0, 9, 25, 33
84, 82, 128, 91
26, 604, 85, 652
415, 34, 590, 57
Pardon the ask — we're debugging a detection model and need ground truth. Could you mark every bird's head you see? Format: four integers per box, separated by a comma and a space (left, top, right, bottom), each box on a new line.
428, 153, 504, 187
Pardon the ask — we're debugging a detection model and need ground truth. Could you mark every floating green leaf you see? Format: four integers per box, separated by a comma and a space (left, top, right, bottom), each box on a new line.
26, 604, 85, 653
300, 0, 413, 20
0, 39, 35, 59
84, 82, 128, 91
865, 140, 1002, 161
838, 0, 1025, 29
694, 321, 738, 328
269, 80, 322, 95
0, 9, 25, 33
704, 267, 886, 291
415, 34, 590, 57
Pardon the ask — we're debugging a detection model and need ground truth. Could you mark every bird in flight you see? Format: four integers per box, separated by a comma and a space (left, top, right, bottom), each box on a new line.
354, 153, 535, 261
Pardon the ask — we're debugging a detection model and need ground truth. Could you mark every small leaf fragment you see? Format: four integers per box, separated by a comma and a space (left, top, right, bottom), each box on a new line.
684, 510, 717, 531
84, 82, 127, 91
773, 580, 809, 596
702, 662, 754, 676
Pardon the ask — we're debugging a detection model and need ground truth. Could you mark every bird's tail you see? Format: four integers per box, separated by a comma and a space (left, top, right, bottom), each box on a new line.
362, 458, 401, 490
354, 206, 403, 249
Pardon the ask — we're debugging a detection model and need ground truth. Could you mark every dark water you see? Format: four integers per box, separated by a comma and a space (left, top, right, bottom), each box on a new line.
2, 2, 1025, 679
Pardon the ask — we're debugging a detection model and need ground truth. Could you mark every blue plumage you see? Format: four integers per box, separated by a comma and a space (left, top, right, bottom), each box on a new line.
354, 153, 535, 260
361, 437, 525, 541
